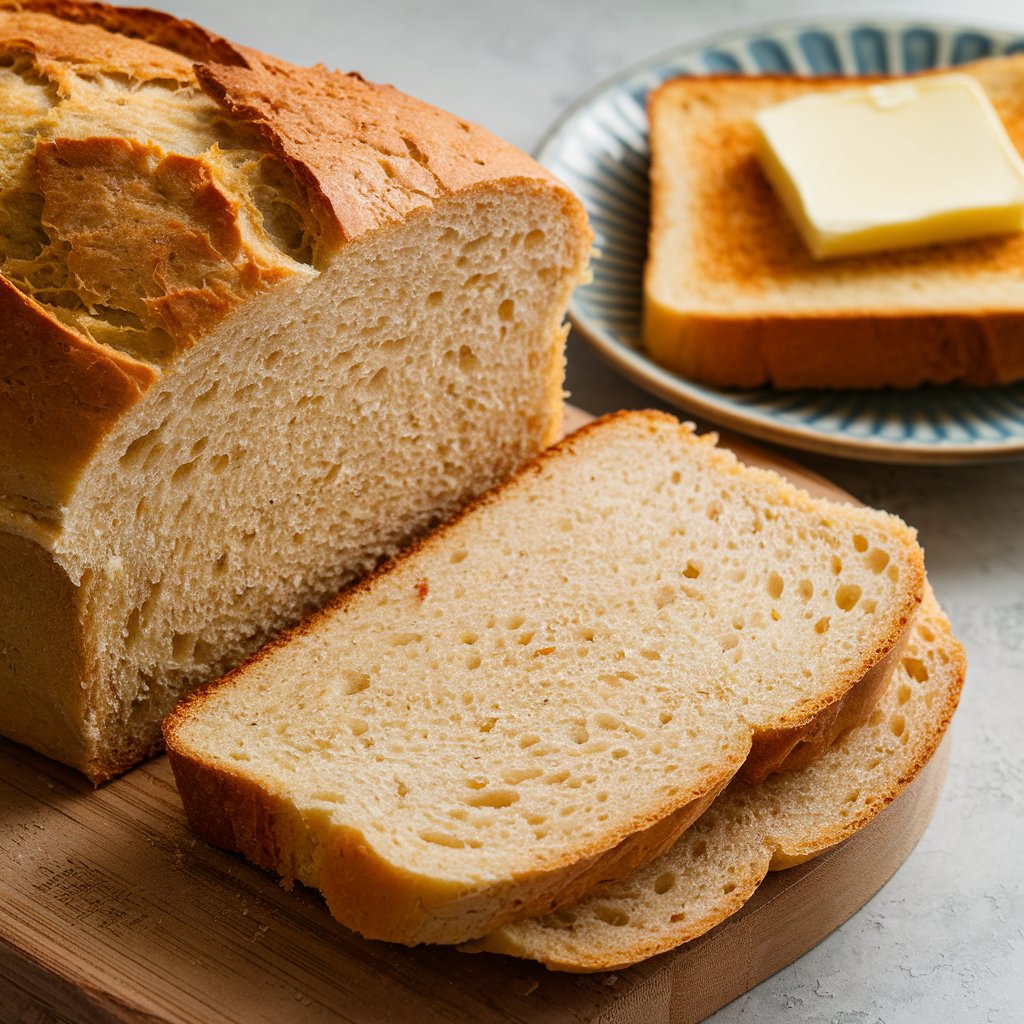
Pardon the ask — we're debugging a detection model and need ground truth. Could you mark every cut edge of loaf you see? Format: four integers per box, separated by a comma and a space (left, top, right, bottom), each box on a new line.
0, 1, 593, 781
642, 59, 1024, 389
164, 410, 924, 945
8, 180, 588, 783
464, 583, 964, 970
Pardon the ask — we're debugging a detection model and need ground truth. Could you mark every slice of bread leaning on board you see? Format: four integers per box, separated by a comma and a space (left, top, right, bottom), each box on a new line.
0, 0, 965, 975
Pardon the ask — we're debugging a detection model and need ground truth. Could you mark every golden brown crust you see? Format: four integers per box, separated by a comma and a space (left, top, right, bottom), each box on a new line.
0, 530, 89, 770
0, 276, 154, 512
164, 410, 923, 945
0, 0, 249, 66
194, 58, 562, 250
644, 61, 1024, 388
645, 308, 1024, 389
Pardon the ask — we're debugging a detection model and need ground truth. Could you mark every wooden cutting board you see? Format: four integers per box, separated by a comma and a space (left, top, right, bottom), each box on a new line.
0, 410, 952, 1024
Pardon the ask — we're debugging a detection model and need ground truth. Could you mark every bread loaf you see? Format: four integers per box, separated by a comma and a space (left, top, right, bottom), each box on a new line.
467, 585, 964, 970
164, 411, 924, 946
644, 57, 1024, 389
0, 0, 591, 781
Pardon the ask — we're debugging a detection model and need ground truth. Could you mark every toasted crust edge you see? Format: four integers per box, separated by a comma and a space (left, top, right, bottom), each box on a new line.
642, 65, 1024, 389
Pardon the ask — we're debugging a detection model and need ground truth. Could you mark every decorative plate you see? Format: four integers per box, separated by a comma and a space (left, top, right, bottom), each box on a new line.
537, 20, 1024, 463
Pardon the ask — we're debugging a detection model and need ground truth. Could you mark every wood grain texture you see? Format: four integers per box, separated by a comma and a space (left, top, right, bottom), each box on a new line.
0, 408, 951, 1023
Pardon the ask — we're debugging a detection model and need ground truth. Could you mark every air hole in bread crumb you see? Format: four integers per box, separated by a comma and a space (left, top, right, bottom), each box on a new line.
867, 548, 891, 573
683, 562, 701, 579
390, 632, 421, 646
831, 555, 842, 575
853, 534, 868, 552
611, 748, 628, 760
171, 631, 194, 663
479, 717, 497, 734
594, 906, 630, 927
767, 571, 784, 600
458, 345, 480, 372
504, 615, 525, 630
191, 380, 220, 411
498, 299, 514, 321
524, 229, 545, 249
567, 719, 589, 744
890, 714, 906, 738
835, 584, 862, 612
465, 788, 518, 809
706, 501, 722, 522
722, 882, 737, 894
902, 657, 929, 682
887, 564, 899, 581
691, 839, 707, 858
798, 579, 813, 601
420, 830, 464, 849
142, 442, 166, 472
814, 617, 830, 635
427, 290, 443, 306
341, 670, 370, 696
653, 871, 677, 895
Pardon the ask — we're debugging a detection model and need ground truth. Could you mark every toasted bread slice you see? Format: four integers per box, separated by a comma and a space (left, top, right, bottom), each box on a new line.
164, 411, 923, 946
644, 56, 1024, 388
467, 585, 963, 970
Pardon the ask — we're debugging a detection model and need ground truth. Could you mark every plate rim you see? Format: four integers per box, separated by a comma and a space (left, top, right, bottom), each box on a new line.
538, 14, 1024, 464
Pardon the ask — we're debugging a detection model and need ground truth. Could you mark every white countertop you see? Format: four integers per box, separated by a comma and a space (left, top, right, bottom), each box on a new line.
157, 1, 1024, 1020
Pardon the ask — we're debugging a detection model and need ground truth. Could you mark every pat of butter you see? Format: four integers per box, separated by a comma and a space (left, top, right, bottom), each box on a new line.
754, 73, 1024, 259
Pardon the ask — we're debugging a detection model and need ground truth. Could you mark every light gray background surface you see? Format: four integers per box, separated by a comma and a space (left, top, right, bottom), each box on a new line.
156, 1, 1023, 1020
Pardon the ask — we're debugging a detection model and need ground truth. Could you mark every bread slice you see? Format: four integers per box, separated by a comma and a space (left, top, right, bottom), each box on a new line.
0, 1, 590, 781
644, 56, 1024, 388
465, 585, 963, 970
164, 410, 924, 946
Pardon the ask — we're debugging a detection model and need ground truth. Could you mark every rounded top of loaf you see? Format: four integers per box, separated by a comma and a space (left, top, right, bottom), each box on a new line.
0, 0, 590, 516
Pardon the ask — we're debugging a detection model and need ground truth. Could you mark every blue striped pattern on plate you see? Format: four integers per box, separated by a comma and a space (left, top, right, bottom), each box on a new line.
537, 21, 1024, 463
